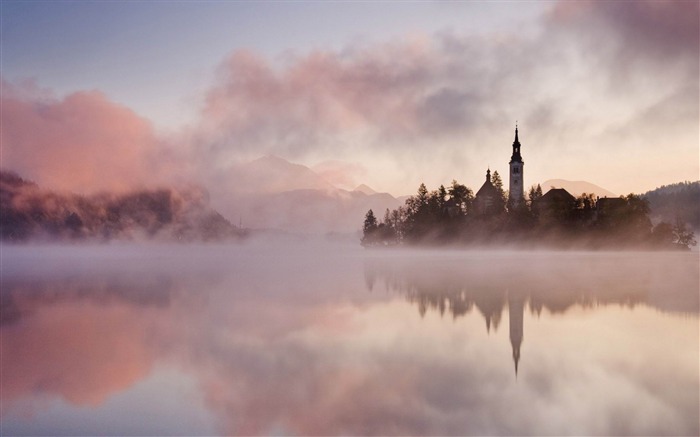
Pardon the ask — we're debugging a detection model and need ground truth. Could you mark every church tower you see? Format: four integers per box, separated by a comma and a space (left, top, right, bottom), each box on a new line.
509, 124, 524, 206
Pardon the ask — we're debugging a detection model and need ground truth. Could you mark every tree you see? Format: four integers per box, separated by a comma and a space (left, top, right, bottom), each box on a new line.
390, 207, 405, 241
380, 208, 397, 244
492, 171, 504, 195
449, 179, 473, 215
672, 217, 697, 248
575, 192, 597, 211
624, 194, 652, 236
362, 209, 379, 246
404, 183, 436, 242
363, 209, 378, 233
436, 185, 448, 215
491, 170, 507, 213
527, 184, 543, 212
383, 208, 392, 226
417, 183, 429, 206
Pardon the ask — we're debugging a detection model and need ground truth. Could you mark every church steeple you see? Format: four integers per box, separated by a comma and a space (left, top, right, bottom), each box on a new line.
510, 124, 522, 164
508, 123, 524, 205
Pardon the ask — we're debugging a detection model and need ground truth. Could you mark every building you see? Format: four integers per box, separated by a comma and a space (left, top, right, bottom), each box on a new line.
532, 188, 576, 222
474, 124, 524, 215
474, 169, 502, 216
595, 196, 626, 221
509, 125, 524, 206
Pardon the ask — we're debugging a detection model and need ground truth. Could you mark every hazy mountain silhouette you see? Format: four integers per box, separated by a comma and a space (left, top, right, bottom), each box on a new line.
354, 184, 377, 195
217, 188, 402, 234
541, 179, 617, 198
208, 156, 403, 233
230, 155, 336, 194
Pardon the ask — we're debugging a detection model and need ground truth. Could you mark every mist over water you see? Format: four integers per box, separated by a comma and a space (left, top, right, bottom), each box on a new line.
1, 241, 698, 436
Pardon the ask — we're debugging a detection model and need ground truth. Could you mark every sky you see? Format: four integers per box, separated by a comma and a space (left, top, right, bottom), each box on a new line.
1, 1, 698, 196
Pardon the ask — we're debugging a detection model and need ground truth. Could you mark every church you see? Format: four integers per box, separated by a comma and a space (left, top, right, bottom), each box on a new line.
474, 125, 525, 214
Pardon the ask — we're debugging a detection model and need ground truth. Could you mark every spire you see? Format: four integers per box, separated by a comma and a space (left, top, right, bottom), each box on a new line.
486, 168, 491, 182
510, 123, 523, 164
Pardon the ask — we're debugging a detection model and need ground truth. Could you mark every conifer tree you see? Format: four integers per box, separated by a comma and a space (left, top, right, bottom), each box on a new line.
362, 209, 378, 246
491, 171, 507, 213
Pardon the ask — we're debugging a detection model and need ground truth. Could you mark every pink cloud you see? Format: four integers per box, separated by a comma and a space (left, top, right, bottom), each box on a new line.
196, 42, 460, 159
311, 160, 367, 190
1, 81, 171, 193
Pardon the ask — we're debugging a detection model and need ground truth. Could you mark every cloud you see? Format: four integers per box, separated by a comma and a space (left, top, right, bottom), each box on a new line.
1, 0, 696, 198
190, 0, 697, 195
548, 1, 699, 66
1, 80, 178, 193
311, 160, 367, 190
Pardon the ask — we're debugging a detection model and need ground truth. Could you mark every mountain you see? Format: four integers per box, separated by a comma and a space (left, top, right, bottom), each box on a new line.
216, 188, 402, 234
229, 155, 336, 194
540, 179, 617, 198
208, 156, 403, 234
0, 171, 244, 242
643, 181, 700, 229
354, 184, 377, 195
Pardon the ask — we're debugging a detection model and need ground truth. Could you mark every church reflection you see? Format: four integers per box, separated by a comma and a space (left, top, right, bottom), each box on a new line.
509, 295, 523, 377
363, 253, 699, 376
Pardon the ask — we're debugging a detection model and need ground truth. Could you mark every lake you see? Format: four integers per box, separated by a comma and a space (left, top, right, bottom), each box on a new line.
1, 241, 698, 436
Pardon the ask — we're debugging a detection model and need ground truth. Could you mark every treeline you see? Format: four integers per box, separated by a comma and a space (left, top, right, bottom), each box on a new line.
644, 181, 700, 230
1, 171, 246, 242
362, 177, 696, 249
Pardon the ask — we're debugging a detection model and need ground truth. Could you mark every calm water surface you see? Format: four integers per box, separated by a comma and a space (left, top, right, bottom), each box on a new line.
1, 241, 698, 436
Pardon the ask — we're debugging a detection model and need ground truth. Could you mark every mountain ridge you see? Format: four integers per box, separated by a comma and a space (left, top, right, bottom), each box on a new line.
540, 179, 617, 198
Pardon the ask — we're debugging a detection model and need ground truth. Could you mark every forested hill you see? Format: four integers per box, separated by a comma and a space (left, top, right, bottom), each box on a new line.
644, 181, 700, 229
0, 171, 245, 242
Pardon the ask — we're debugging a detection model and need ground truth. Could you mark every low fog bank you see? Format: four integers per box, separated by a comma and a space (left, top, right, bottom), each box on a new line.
364, 248, 700, 316
1, 235, 362, 275
3, 239, 697, 316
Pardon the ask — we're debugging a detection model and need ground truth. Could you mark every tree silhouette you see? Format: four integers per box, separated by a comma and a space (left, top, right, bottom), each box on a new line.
449, 180, 473, 215
362, 209, 379, 246
491, 171, 507, 213
528, 184, 543, 207
357, 178, 690, 249
673, 217, 697, 247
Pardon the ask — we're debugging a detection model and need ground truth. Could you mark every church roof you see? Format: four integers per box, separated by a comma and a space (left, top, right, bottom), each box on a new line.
475, 169, 500, 198
536, 188, 576, 204
476, 179, 499, 198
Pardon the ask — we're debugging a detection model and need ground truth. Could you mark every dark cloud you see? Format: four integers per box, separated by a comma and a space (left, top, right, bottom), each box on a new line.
547, 1, 699, 86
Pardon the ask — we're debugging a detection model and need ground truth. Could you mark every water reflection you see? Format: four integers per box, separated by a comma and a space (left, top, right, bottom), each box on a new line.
1, 245, 698, 436
364, 252, 699, 378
